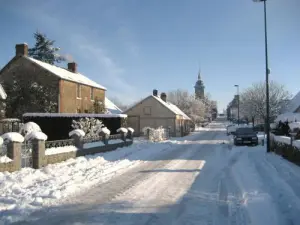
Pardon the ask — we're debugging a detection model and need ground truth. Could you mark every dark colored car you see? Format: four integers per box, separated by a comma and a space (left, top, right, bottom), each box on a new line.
234, 127, 258, 146
253, 124, 265, 132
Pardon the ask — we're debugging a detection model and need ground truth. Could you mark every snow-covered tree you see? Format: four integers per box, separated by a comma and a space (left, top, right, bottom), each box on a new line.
89, 97, 105, 113
28, 31, 66, 65
167, 89, 206, 123
71, 117, 104, 138
240, 81, 291, 121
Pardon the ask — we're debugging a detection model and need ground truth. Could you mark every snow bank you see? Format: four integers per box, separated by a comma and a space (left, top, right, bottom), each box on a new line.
117, 127, 128, 133
45, 146, 78, 155
127, 127, 134, 133
83, 141, 105, 148
274, 135, 291, 145
69, 129, 85, 137
2, 132, 24, 143
100, 127, 110, 135
25, 131, 48, 141
0, 139, 177, 223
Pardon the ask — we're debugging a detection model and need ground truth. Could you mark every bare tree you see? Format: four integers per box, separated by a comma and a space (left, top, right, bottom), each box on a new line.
240, 81, 291, 121
167, 89, 206, 123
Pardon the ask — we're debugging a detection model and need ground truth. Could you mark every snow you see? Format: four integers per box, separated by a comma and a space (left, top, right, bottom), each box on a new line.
23, 112, 127, 118
127, 127, 134, 133
45, 146, 78, 155
1, 132, 24, 143
19, 122, 41, 136
274, 135, 291, 145
83, 141, 105, 148
3, 121, 300, 224
292, 140, 300, 149
0, 83, 7, 100
0, 136, 3, 146
0, 118, 20, 122
105, 97, 122, 114
0, 138, 179, 223
285, 91, 300, 113
288, 122, 300, 131
68, 129, 85, 137
117, 127, 128, 133
152, 95, 191, 120
25, 131, 48, 141
0, 156, 12, 163
26, 56, 107, 90
100, 127, 110, 135
275, 112, 300, 123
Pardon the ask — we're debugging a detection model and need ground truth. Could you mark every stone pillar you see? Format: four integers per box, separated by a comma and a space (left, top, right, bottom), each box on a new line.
127, 130, 134, 140
119, 131, 127, 142
101, 134, 109, 145
7, 142, 21, 170
71, 135, 84, 149
32, 139, 45, 169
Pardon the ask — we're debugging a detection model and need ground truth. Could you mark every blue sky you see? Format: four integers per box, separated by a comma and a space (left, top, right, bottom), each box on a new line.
1, 0, 299, 111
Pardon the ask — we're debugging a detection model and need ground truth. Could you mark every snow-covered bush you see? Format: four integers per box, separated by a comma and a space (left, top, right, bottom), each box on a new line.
19, 122, 41, 137
288, 122, 300, 132
148, 126, 168, 142
142, 127, 152, 135
71, 118, 104, 138
25, 131, 48, 141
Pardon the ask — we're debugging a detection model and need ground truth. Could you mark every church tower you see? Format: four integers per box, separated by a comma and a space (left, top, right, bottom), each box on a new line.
194, 70, 205, 100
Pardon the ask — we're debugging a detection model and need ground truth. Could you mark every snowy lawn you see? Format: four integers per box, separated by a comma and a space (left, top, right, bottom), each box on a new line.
0, 136, 197, 223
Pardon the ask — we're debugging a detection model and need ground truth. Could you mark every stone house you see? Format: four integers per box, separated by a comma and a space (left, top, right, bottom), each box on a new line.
0, 43, 108, 117
124, 90, 193, 137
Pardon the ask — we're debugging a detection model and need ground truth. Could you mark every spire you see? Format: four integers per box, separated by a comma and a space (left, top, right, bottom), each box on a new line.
198, 68, 201, 80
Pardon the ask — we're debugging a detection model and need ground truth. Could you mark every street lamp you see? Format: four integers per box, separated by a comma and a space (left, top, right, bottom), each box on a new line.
234, 85, 240, 125
253, 0, 271, 153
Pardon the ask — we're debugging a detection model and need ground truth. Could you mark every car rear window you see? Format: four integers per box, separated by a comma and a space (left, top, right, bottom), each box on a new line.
236, 128, 255, 134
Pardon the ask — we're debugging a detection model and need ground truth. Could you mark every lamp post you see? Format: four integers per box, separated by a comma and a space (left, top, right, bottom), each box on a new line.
253, 0, 271, 153
234, 85, 240, 125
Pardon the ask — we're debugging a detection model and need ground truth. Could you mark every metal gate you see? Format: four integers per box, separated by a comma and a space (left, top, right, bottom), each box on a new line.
21, 142, 32, 168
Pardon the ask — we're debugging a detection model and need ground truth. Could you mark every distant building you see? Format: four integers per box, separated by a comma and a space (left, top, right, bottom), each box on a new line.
194, 70, 205, 100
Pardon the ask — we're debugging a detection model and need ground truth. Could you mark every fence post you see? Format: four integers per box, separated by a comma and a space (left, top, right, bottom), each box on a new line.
72, 135, 84, 149
119, 131, 127, 142
147, 129, 150, 140
127, 128, 134, 140
7, 142, 21, 171
32, 139, 45, 169
102, 134, 109, 145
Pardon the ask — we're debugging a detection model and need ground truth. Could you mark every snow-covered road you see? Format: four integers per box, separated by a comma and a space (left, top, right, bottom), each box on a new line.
6, 122, 300, 225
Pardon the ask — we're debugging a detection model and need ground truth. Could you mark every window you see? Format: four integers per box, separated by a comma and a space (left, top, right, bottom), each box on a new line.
84, 109, 89, 113
76, 84, 81, 98
143, 106, 151, 115
90, 87, 94, 100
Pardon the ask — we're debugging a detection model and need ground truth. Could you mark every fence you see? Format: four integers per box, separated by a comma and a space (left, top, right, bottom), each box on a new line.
0, 133, 132, 173
144, 127, 170, 142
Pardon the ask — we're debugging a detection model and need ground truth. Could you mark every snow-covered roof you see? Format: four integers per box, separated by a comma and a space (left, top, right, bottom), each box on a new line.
23, 112, 127, 118
286, 91, 300, 113
105, 97, 122, 114
26, 56, 106, 90
152, 96, 191, 120
275, 112, 300, 123
0, 84, 7, 100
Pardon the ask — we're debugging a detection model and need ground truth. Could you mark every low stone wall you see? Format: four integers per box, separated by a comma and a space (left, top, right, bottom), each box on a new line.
46, 141, 133, 165
0, 139, 133, 173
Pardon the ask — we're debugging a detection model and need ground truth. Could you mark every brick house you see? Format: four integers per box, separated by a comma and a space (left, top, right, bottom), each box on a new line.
0, 43, 107, 117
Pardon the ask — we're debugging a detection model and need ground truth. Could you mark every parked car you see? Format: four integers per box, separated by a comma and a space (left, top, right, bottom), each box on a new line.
234, 127, 258, 146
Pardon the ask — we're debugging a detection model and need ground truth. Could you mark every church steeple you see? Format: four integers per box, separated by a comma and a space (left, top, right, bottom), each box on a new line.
194, 69, 205, 100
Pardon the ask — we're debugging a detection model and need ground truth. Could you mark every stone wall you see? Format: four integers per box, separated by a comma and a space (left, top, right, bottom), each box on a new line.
0, 139, 133, 173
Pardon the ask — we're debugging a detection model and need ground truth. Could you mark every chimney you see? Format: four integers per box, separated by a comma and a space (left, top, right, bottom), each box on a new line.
161, 92, 167, 102
15, 43, 28, 56
153, 89, 158, 96
68, 62, 77, 73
